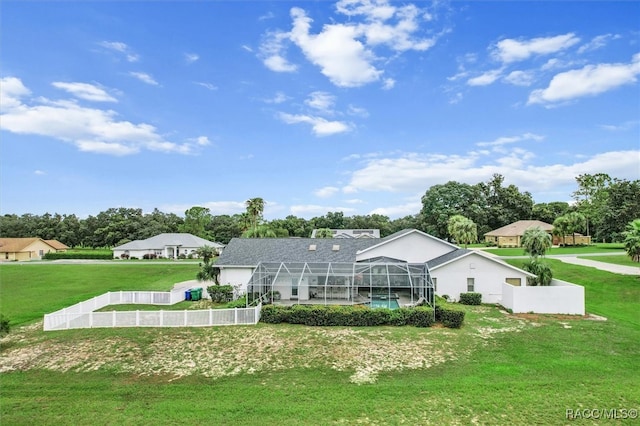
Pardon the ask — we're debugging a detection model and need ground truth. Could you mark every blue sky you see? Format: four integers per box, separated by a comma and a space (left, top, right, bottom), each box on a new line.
1, 1, 639, 220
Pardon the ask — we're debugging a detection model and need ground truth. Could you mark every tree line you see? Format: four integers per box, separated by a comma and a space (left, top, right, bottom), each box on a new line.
1, 174, 637, 248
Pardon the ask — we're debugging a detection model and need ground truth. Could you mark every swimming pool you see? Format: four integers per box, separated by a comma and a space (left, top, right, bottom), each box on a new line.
367, 299, 400, 310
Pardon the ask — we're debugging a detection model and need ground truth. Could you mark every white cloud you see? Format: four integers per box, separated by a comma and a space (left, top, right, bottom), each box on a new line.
347, 105, 369, 118
467, 68, 503, 86
382, 78, 396, 90
341, 149, 640, 200
34, 170, 46, 176
492, 33, 580, 63
0, 77, 201, 156
578, 34, 620, 54
185, 53, 200, 63
476, 132, 544, 148
599, 120, 639, 132
528, 53, 640, 105
260, 0, 439, 88
264, 92, 289, 104
260, 31, 298, 72
503, 70, 535, 86
278, 112, 351, 136
194, 82, 218, 91
98, 41, 139, 62
305, 91, 335, 113
314, 186, 340, 198
130, 72, 159, 86
52, 82, 117, 102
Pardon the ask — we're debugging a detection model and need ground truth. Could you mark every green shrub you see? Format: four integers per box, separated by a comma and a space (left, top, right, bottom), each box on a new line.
0, 314, 10, 336
207, 285, 234, 303
459, 292, 482, 305
43, 252, 113, 260
258, 304, 435, 327
224, 295, 247, 309
435, 304, 465, 329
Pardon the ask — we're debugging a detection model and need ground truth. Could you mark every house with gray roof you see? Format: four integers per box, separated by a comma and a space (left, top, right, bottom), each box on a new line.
113, 233, 224, 259
216, 229, 542, 308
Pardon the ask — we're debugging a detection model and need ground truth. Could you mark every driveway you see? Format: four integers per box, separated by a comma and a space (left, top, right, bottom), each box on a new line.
550, 256, 640, 276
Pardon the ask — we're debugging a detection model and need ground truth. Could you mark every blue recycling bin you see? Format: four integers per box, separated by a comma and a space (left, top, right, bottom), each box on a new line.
185, 289, 192, 301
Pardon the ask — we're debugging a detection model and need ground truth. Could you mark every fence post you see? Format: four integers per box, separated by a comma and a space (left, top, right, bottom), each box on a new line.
112, 310, 116, 327
184, 310, 187, 326
90, 311, 93, 328
209, 309, 213, 326
160, 310, 164, 327
136, 310, 140, 326
235, 308, 238, 325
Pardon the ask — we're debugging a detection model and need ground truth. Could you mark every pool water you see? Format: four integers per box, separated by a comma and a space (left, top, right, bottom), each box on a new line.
368, 299, 400, 310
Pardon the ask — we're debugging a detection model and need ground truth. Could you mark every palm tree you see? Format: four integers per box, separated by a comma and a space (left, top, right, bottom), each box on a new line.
521, 226, 552, 258
314, 228, 334, 238
447, 215, 477, 248
523, 258, 553, 286
242, 224, 277, 238
552, 215, 570, 246
566, 211, 586, 246
195, 245, 216, 264
623, 219, 640, 262
245, 198, 265, 233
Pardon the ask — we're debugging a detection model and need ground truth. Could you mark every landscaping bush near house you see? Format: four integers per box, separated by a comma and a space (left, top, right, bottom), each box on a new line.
459, 292, 482, 305
43, 252, 114, 260
435, 304, 465, 329
260, 305, 449, 328
206, 285, 234, 303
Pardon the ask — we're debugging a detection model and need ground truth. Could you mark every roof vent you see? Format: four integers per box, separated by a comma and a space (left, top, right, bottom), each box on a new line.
309, 244, 317, 251
332, 244, 340, 251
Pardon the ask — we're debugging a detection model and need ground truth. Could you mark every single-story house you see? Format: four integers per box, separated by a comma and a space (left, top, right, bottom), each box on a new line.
0, 238, 67, 261
484, 220, 554, 247
216, 229, 540, 308
112, 233, 225, 259
310, 229, 380, 238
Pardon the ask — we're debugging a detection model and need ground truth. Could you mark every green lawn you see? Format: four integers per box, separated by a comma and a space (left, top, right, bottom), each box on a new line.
577, 254, 639, 268
483, 243, 625, 257
1, 262, 639, 424
0, 264, 199, 325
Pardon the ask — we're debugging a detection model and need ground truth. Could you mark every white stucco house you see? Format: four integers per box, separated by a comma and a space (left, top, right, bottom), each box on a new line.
113, 233, 224, 259
215, 229, 584, 314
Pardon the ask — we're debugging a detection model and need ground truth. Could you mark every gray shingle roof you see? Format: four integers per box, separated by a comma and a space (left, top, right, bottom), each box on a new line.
426, 249, 471, 269
113, 233, 224, 250
216, 238, 378, 266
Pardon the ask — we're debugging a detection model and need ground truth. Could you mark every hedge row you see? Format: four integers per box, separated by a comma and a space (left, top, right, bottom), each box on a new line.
435, 304, 466, 328
43, 252, 113, 260
459, 292, 482, 306
260, 304, 465, 328
260, 304, 434, 327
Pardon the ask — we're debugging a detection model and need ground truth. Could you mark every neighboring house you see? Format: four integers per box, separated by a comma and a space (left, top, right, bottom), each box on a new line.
216, 229, 536, 307
553, 233, 591, 246
45, 240, 70, 252
310, 229, 380, 239
0, 238, 64, 261
484, 220, 554, 247
112, 233, 225, 259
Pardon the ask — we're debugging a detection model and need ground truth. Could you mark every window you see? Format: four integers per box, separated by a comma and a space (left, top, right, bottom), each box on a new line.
467, 278, 475, 292
506, 278, 521, 286
432, 277, 437, 291
291, 278, 298, 298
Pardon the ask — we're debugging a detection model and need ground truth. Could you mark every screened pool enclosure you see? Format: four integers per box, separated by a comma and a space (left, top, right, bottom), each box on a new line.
246, 260, 434, 309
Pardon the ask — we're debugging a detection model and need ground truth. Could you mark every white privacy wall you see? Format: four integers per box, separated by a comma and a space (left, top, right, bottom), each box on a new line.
501, 279, 585, 315
219, 267, 253, 293
430, 253, 530, 304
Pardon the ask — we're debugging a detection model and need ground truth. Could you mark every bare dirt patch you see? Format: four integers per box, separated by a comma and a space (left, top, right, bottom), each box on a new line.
0, 307, 544, 384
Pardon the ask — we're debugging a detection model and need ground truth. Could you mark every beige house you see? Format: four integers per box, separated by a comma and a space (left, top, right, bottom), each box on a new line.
0, 238, 67, 261
484, 220, 554, 248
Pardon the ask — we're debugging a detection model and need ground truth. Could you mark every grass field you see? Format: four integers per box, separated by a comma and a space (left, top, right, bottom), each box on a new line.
1, 262, 639, 424
0, 263, 199, 325
482, 243, 625, 257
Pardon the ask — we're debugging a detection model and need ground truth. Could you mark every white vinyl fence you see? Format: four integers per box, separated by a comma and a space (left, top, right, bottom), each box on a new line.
501, 279, 585, 315
43, 290, 261, 331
